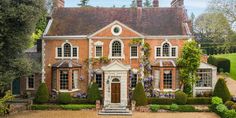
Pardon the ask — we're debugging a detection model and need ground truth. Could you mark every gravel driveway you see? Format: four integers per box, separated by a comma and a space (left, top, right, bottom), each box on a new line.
5, 110, 219, 118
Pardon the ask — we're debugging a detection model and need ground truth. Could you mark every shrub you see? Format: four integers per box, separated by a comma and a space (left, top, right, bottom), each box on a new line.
60, 104, 95, 110
149, 105, 160, 112
207, 55, 216, 65
31, 105, 61, 110
34, 83, 49, 104
216, 104, 228, 113
211, 97, 223, 105
215, 58, 231, 73
132, 82, 147, 106
57, 93, 72, 104
225, 101, 235, 109
170, 104, 179, 111
147, 98, 175, 105
213, 78, 231, 102
159, 105, 170, 110
175, 91, 187, 105
71, 98, 93, 104
224, 110, 236, 118
178, 105, 197, 112
87, 83, 101, 103
231, 104, 236, 111
187, 97, 211, 105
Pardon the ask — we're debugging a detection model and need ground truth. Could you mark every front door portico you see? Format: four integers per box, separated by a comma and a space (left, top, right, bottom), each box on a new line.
101, 61, 131, 107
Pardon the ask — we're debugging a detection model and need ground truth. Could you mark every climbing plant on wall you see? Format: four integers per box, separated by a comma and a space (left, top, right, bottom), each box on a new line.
130, 38, 153, 97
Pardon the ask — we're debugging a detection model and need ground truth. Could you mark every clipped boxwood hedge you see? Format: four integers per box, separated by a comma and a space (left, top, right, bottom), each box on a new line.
31, 104, 95, 110
187, 97, 211, 105
149, 104, 198, 112
148, 98, 175, 105
207, 56, 230, 73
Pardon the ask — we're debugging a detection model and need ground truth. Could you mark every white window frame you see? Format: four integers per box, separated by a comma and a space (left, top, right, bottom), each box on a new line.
109, 38, 125, 59
155, 46, 162, 58
155, 40, 178, 59
95, 73, 103, 90
95, 45, 103, 58
130, 74, 138, 89
111, 25, 122, 36
26, 74, 35, 90
163, 70, 172, 89
55, 41, 79, 59
130, 45, 138, 59
72, 70, 79, 89
196, 69, 212, 88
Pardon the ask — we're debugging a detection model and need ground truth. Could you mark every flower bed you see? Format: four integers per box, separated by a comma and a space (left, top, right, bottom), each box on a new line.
31, 104, 96, 110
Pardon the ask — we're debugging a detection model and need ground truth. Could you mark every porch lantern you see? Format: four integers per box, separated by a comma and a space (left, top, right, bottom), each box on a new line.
106, 79, 109, 85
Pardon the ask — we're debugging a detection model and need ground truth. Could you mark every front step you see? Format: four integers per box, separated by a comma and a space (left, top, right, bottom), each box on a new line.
99, 105, 132, 115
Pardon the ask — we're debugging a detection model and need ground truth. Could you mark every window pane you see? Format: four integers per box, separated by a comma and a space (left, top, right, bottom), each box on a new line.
64, 43, 71, 57
72, 70, 78, 89
60, 70, 68, 90
112, 41, 121, 57
96, 46, 102, 57
162, 43, 170, 56
196, 69, 212, 87
131, 74, 137, 88
131, 46, 138, 57
164, 70, 172, 89
96, 74, 102, 88
73, 47, 78, 57
57, 48, 62, 57
28, 75, 34, 89
171, 47, 176, 57
156, 47, 161, 57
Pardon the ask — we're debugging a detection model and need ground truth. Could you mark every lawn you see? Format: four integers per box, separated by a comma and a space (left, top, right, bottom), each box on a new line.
214, 53, 236, 80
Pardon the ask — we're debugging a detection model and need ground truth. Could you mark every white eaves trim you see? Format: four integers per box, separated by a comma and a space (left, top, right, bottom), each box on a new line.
145, 35, 193, 39
43, 19, 53, 36
43, 35, 87, 39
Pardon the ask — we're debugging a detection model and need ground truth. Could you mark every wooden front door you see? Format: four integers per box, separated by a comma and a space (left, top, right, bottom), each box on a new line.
111, 83, 120, 103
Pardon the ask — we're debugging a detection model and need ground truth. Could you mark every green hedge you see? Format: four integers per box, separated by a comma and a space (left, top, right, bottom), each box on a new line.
207, 56, 231, 73
71, 98, 94, 104
175, 91, 187, 105
149, 104, 198, 112
148, 98, 175, 105
57, 93, 72, 104
187, 97, 211, 105
31, 104, 95, 110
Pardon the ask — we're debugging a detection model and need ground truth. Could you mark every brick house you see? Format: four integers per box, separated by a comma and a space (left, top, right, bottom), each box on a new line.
39, 0, 217, 109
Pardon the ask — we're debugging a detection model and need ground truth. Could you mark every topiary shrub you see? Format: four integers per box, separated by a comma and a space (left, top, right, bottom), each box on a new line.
34, 83, 49, 104
132, 82, 147, 106
213, 78, 231, 102
224, 110, 236, 118
175, 91, 187, 105
149, 105, 160, 112
57, 93, 72, 104
225, 101, 235, 109
216, 104, 228, 113
231, 104, 236, 111
87, 83, 101, 103
212, 97, 223, 105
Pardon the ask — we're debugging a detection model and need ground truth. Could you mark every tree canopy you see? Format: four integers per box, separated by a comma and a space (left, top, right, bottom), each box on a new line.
78, 0, 90, 7
143, 0, 152, 7
0, 0, 46, 93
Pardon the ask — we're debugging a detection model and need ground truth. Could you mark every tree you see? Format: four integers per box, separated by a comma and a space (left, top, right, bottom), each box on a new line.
0, 0, 46, 94
177, 40, 202, 96
132, 82, 147, 106
34, 83, 49, 104
78, 0, 89, 7
143, 0, 152, 7
194, 12, 232, 43
208, 0, 236, 30
213, 78, 231, 102
130, 0, 137, 8
87, 83, 101, 103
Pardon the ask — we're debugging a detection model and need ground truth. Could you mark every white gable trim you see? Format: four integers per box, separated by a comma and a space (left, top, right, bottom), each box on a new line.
43, 19, 53, 36
101, 61, 131, 71
88, 20, 144, 38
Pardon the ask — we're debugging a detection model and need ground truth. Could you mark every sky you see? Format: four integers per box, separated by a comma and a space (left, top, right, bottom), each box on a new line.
65, 0, 211, 17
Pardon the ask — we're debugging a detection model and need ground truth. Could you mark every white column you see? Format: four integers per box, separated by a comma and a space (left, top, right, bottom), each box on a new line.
88, 38, 93, 84
41, 39, 46, 83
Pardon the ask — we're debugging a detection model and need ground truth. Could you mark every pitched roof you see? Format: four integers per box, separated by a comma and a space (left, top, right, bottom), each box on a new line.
46, 7, 188, 36
52, 60, 82, 68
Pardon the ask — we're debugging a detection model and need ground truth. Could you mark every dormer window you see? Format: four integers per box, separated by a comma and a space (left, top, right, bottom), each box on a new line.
162, 43, 170, 57
155, 41, 178, 58
56, 41, 79, 59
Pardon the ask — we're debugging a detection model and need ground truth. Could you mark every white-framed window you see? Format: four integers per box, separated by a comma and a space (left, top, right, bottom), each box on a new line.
130, 46, 138, 58
163, 70, 172, 89
26, 74, 35, 90
156, 47, 161, 57
111, 25, 122, 36
162, 43, 170, 57
72, 70, 79, 89
131, 74, 137, 88
95, 74, 103, 89
95, 46, 103, 58
196, 69, 212, 87
112, 41, 122, 57
171, 47, 177, 57
56, 41, 79, 59
60, 70, 69, 90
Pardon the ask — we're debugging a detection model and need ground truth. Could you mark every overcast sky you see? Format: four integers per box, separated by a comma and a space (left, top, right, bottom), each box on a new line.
65, 0, 211, 17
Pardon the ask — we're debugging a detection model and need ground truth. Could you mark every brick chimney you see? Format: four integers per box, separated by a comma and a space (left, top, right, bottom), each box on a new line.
153, 0, 159, 7
54, 0, 64, 8
137, 0, 142, 7
171, 0, 184, 7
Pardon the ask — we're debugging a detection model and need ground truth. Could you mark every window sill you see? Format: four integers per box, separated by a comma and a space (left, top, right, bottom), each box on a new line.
26, 88, 35, 91
98, 88, 103, 90
155, 56, 178, 59
55, 57, 79, 60
109, 57, 125, 59
154, 89, 179, 92
195, 87, 212, 90
59, 89, 80, 93
130, 57, 138, 59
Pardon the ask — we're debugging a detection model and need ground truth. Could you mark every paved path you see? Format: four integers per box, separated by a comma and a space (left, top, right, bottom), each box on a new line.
6, 110, 219, 118
218, 75, 236, 96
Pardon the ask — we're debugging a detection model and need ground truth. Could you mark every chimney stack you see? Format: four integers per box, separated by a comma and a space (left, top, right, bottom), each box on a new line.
54, 0, 65, 8
137, 0, 142, 7
171, 0, 184, 7
153, 0, 159, 7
